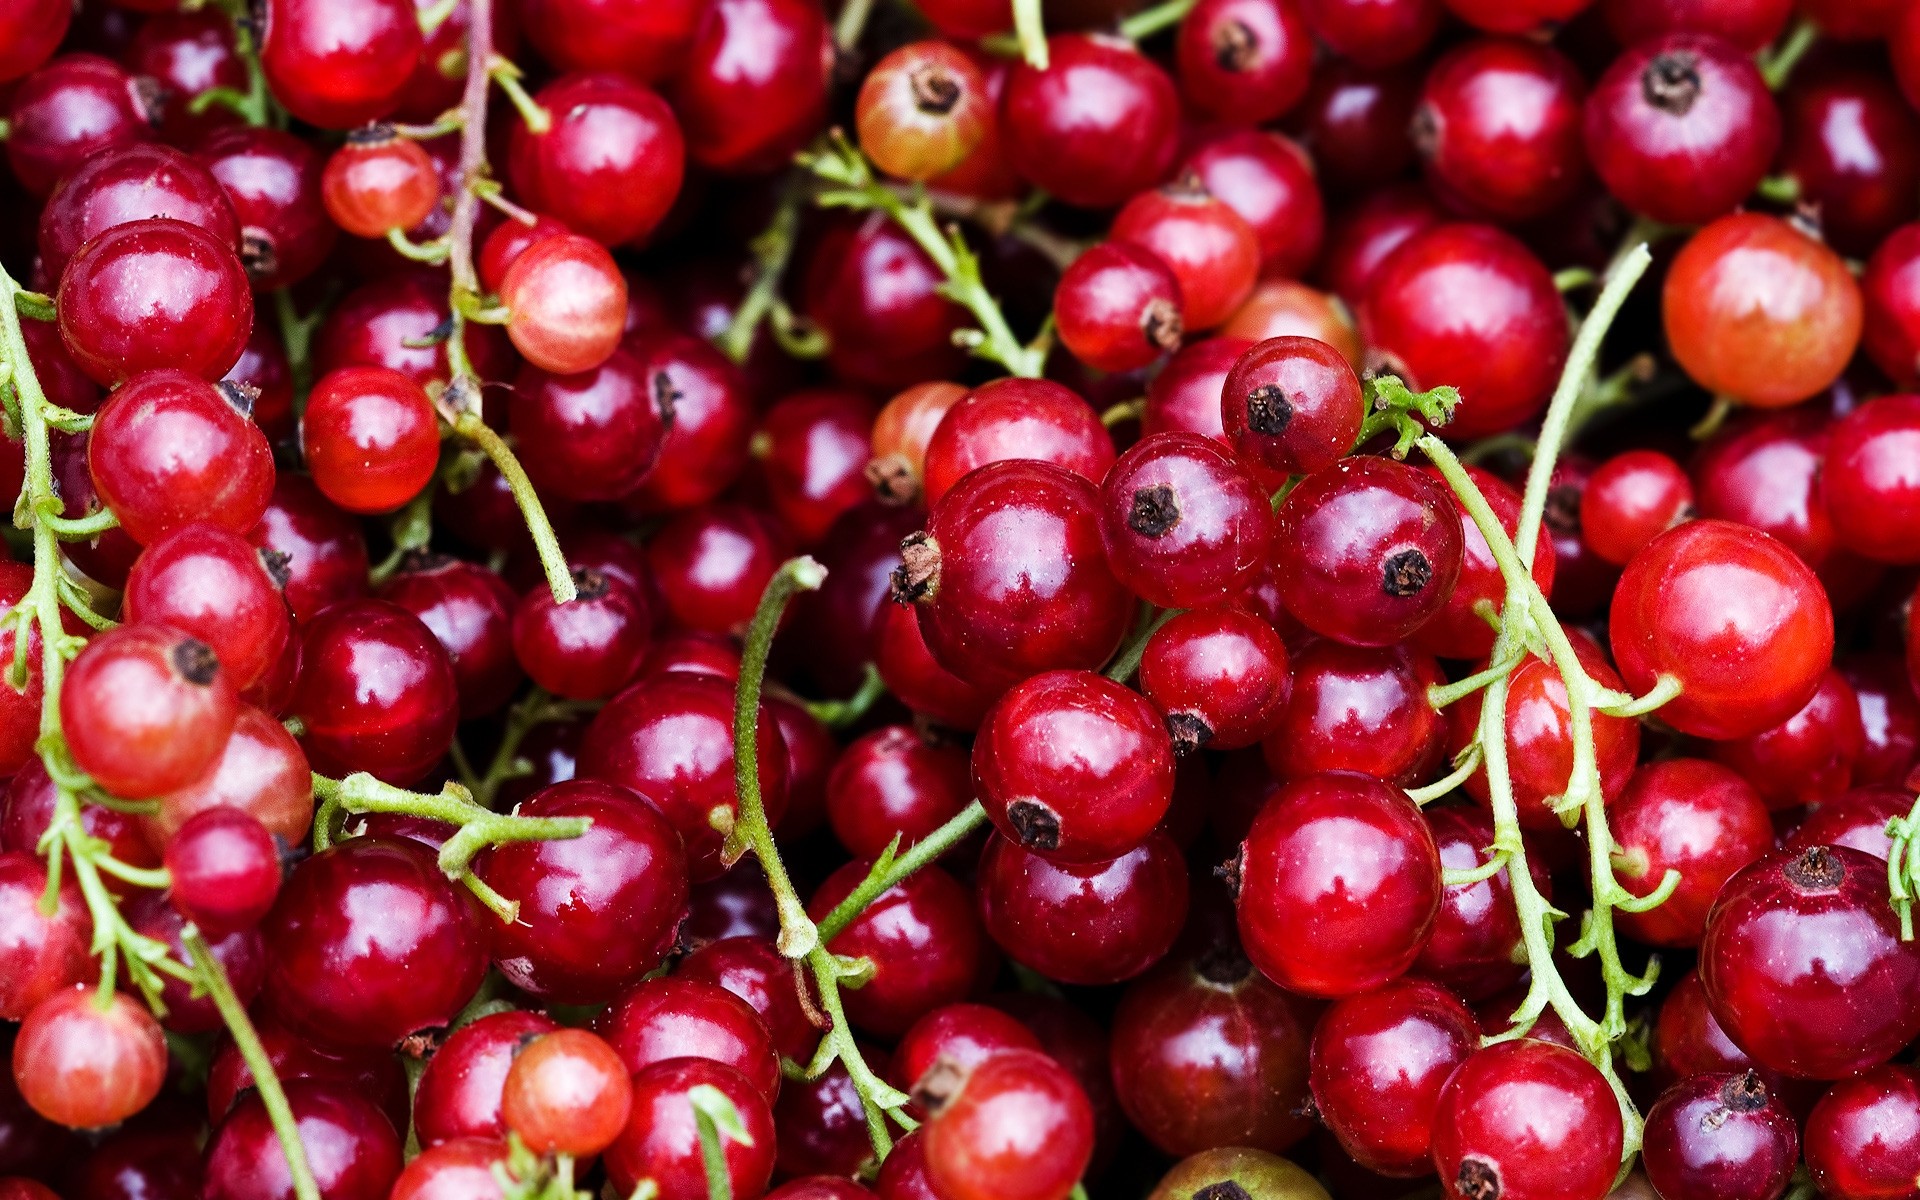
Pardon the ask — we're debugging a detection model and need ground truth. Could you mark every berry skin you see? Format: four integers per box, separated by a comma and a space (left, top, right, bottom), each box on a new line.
856, 41, 990, 182
412, 1011, 560, 1147
4, 54, 156, 197
1180, 131, 1324, 280
1220, 335, 1364, 482
388, 1139, 509, 1200
301, 365, 441, 515
1413, 37, 1587, 222
378, 555, 523, 719
1174, 0, 1313, 126
0, 852, 91, 1021
1429, 1040, 1624, 1200
1053, 243, 1184, 375
1310, 979, 1480, 1176
1610, 759, 1772, 949
802, 214, 967, 392
977, 832, 1189, 986
62, 624, 238, 800
10, 987, 165, 1131
1413, 805, 1547, 1002
1098, 432, 1275, 610
974, 670, 1175, 863
1711, 667, 1865, 810
291, 599, 458, 786
597, 977, 783, 1106
500, 1028, 633, 1159
1272, 456, 1465, 648
604, 1059, 777, 1200
1235, 772, 1441, 997
259, 0, 422, 128
1001, 35, 1180, 210
518, 0, 700, 82
506, 73, 686, 246
1702, 845, 1920, 1079
1264, 640, 1446, 786
510, 346, 672, 503
511, 570, 651, 701
1785, 785, 1913, 861
921, 1049, 1094, 1200
58, 219, 253, 387
893, 1004, 1041, 1107
1609, 519, 1833, 741
1413, 463, 1556, 661
203, 1079, 402, 1200
320, 131, 440, 238
87, 370, 275, 547
826, 726, 972, 859
194, 125, 337, 292
1825, 394, 1920, 564
920, 378, 1115, 508
123, 522, 291, 693
1112, 183, 1262, 332
37, 142, 240, 281
0, 0, 68, 83
808, 860, 987, 1037
148, 705, 315, 851
1641, 1071, 1797, 1200
500, 232, 628, 375
1662, 212, 1862, 409
1579, 450, 1694, 566
1863, 222, 1920, 389
1804, 1064, 1920, 1200
163, 807, 282, 935
1139, 607, 1291, 753
670, 0, 831, 174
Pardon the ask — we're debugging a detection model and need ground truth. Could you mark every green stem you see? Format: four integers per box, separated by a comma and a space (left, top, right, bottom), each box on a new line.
816, 802, 989, 942
1104, 607, 1179, 683
801, 664, 888, 730
833, 0, 879, 50
185, 927, 321, 1200
450, 415, 575, 603
718, 178, 808, 366
1011, 0, 1048, 67
1760, 18, 1818, 90
1117, 0, 1197, 40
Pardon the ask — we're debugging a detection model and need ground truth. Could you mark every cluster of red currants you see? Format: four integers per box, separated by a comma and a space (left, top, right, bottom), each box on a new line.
8, 0, 1920, 1198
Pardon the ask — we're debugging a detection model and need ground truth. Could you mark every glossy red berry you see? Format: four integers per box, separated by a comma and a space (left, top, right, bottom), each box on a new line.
0, 0, 68, 83
1712, 666, 1864, 810
38, 143, 239, 282
826, 726, 971, 859
1430, 1040, 1624, 1200
1702, 845, 1920, 1079
63, 624, 238, 799
893, 1003, 1039, 1106
874, 601, 999, 732
977, 832, 1188, 986
412, 1010, 560, 1147
1609, 519, 1833, 740
1414, 463, 1556, 660
259, 0, 421, 128
0, 853, 91, 1022
1175, 0, 1312, 125
378, 556, 521, 719
58, 218, 252, 387
1663, 213, 1861, 409
319, 130, 439, 238
87, 369, 274, 546
509, 347, 672, 503
204, 1079, 401, 1200
1053, 242, 1184, 375
1610, 759, 1772, 948
1358, 223, 1567, 440
477, 781, 688, 1004
1825, 394, 1920, 563
1580, 450, 1693, 566
124, 522, 291, 693
1001, 35, 1179, 210
11, 987, 166, 1130
1140, 607, 1290, 753
810, 860, 986, 1037
1272, 456, 1465, 648
1316, 183, 1442, 306
149, 705, 313, 850
598, 976, 782, 1106
921, 1049, 1094, 1200
604, 1058, 776, 1200
164, 807, 281, 935
1310, 978, 1479, 1177
1642, 1071, 1797, 1200
387, 1138, 508, 1200
1263, 640, 1446, 785
644, 503, 784, 637
511, 570, 650, 701
671, 0, 830, 174
3, 54, 155, 197
1412, 805, 1546, 1001
678, 937, 818, 1063
1776, 59, 1920, 258
500, 232, 627, 375
921, 378, 1114, 508
194, 125, 336, 291
291, 598, 457, 785
248, 475, 370, 626
857, 41, 990, 182
1804, 1064, 1920, 1200
506, 73, 684, 246
1600, 0, 1791, 50
1785, 785, 1912, 861
1180, 131, 1324, 281
1099, 432, 1274, 609
1414, 37, 1586, 222
301, 365, 440, 515
801, 212, 967, 392
1221, 335, 1363, 482
519, 0, 699, 81
754, 390, 878, 546
316, 271, 512, 391
1112, 182, 1261, 331
500, 1028, 632, 1159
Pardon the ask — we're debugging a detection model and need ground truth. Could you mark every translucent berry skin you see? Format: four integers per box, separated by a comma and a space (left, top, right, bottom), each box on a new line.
1412, 805, 1545, 1002
1641, 1071, 1797, 1200
923, 1049, 1094, 1200
194, 126, 336, 292
63, 625, 238, 799
874, 602, 999, 733
1140, 607, 1290, 753
921, 378, 1114, 508
581, 670, 788, 881
776, 1052, 882, 1180
1702, 845, 1920, 1079
1174, 0, 1312, 125
1098, 432, 1274, 610
755, 389, 877, 547
3, 54, 154, 198
973, 670, 1174, 863
1580, 450, 1693, 566
519, 0, 699, 82
412, 1010, 559, 1146
1111, 944, 1315, 1156
3, 763, 156, 898
1358, 223, 1568, 440
1805, 1064, 1920, 1200
378, 557, 521, 719
1863, 223, 1920, 389
1053, 242, 1184, 375
597, 977, 782, 1106
87, 369, 274, 547
11, 987, 164, 1130
203, 1080, 402, 1200
645, 504, 784, 637
1179, 130, 1324, 280
316, 271, 513, 391
291, 599, 458, 786
1662, 213, 1862, 408
1221, 335, 1364, 482
1237, 772, 1441, 997
0, 0, 67, 83
0, 853, 91, 1022
670, 0, 830, 175
500, 1029, 633, 1158
263, 837, 485, 1052
1263, 640, 1446, 785
1609, 519, 1833, 741
506, 73, 685, 247
388, 1138, 508, 1200
1610, 759, 1772, 949
1825, 394, 1920, 564
1414, 38, 1587, 222
149, 705, 313, 851
259, 0, 421, 128
1712, 667, 1864, 810
1309, 979, 1478, 1177
38, 143, 240, 282
904, 460, 1132, 694
320, 135, 439, 238
1291, 57, 1423, 196
978, 833, 1188, 987
1430, 1041, 1624, 1200
1112, 185, 1262, 331
856, 41, 990, 182
1001, 34, 1180, 210
607, 1059, 777, 1200
501, 233, 627, 375
476, 781, 689, 1005
809, 861, 987, 1038
893, 1004, 1040, 1104
827, 726, 972, 860
58, 218, 252, 387
679, 938, 817, 1063
1583, 33, 1778, 226
511, 571, 651, 701
1272, 456, 1465, 648
1414, 464, 1555, 660
510, 348, 671, 503
124, 523, 290, 693
1776, 60, 1920, 259
301, 365, 440, 515
164, 807, 281, 935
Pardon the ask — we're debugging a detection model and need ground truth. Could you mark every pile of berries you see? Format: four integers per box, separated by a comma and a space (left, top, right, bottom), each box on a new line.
8, 0, 1920, 1198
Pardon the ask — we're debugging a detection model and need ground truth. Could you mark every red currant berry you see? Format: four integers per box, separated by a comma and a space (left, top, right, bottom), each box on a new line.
1600, 0, 1791, 50
122, 522, 289, 693
291, 598, 457, 785
874, 601, 999, 732
87, 369, 274, 545
1099, 431, 1274, 609
510, 569, 650, 701
605, 1059, 776, 1200
1297, 0, 1438, 64
1316, 183, 1442, 306
316, 271, 511, 390
259, 0, 422, 128
505, 73, 684, 246
644, 503, 784, 637
1053, 243, 1184, 375
1804, 1064, 1920, 1200
1221, 335, 1363, 482
63, 624, 238, 799
301, 365, 439, 515
1864, 222, 1920, 389
1711, 666, 1864, 809
2, 761, 156, 898
500, 1028, 632, 1159
319, 129, 439, 238
388, 1138, 508, 1200
1412, 805, 1547, 1001
412, 1010, 559, 1147
1642, 1071, 1797, 1200
670, 0, 830, 174
893, 1003, 1039, 1106
247, 475, 371, 625
1776, 59, 1920, 258
856, 41, 990, 182
3, 54, 155, 197
1785, 785, 1911, 862
1414, 37, 1587, 222
869, 382, 967, 506
203, 1079, 401, 1200
37, 143, 238, 282
921, 379, 1114, 508
0, 0, 68, 84
1429, 1040, 1623, 1200
1825, 394, 1920, 563
1289, 56, 1423, 189
1145, 338, 1247, 443
1001, 35, 1179, 210
194, 126, 336, 291
1263, 640, 1446, 785
378, 555, 521, 719
809, 860, 988, 1037
1609, 759, 1772, 948
1140, 607, 1290, 753
500, 232, 627, 375
509, 347, 672, 503
801, 214, 966, 392
58, 219, 252, 387
753, 389, 877, 546
826, 726, 970, 859
1112, 182, 1261, 331
678, 936, 818, 1062
149, 705, 313, 850
1580, 449, 1693, 566
977, 831, 1189, 986
11, 987, 165, 1130
921, 1049, 1093, 1200
0, 853, 91, 1022
1175, 0, 1313, 126
1311, 978, 1479, 1176
164, 807, 281, 935
598, 976, 781, 1107
519, 0, 698, 82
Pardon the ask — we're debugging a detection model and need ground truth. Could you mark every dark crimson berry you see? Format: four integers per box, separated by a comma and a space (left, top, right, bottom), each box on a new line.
1053, 243, 1184, 375
58, 219, 252, 387
1690, 407, 1838, 571
801, 214, 966, 391
776, 1049, 885, 1180
920, 378, 1114, 508
63, 624, 237, 799
645, 504, 784, 636
1001, 35, 1179, 210
670, 0, 830, 174
519, 0, 698, 81
412, 1010, 559, 1147
1580, 450, 1693, 566
378, 556, 520, 719
1785, 785, 1911, 861
164, 807, 281, 935
1111, 941, 1315, 1156
1826, 394, 1920, 563
1098, 431, 1273, 609
1263, 640, 1446, 785
0, 853, 91, 1022
38, 143, 238, 282
604, 1059, 776, 1200
826, 726, 970, 859
755, 390, 878, 546
291, 599, 457, 785
477, 780, 688, 1004
1610, 759, 1772, 948
1358, 223, 1567, 440
914, 0, 1010, 36
0, 0, 68, 83
1663, 212, 1861, 409
301, 365, 440, 515
898, 460, 1131, 694
1702, 845, 1920, 1079
259, 0, 421, 128
1310, 978, 1478, 1176
1865, 224, 1920, 390
1653, 968, 1772, 1091
1316, 183, 1443, 306
1221, 335, 1364, 482
1804, 1064, 1920, 1200
226, 323, 297, 443
510, 570, 650, 701
1430, 1040, 1623, 1200
1236, 772, 1440, 997
809, 861, 987, 1037
3, 762, 156, 898
974, 670, 1174, 862
1610, 519, 1833, 740
1288, 57, 1421, 194
1144, 337, 1249, 443
678, 936, 818, 1062
1296, 0, 1439, 67
1412, 805, 1545, 1001
204, 1012, 409, 1128
1414, 37, 1587, 222
122, 523, 289, 693
1272, 456, 1465, 648
387, 1138, 508, 1200
1601, 0, 1791, 50
1442, 0, 1585, 33
856, 41, 990, 182
1140, 607, 1290, 753
203, 1080, 401, 1200
509, 347, 671, 503
1642, 1071, 1797, 1200
87, 370, 273, 547
149, 705, 313, 850
874, 601, 999, 732
598, 976, 781, 1106
1413, 463, 1555, 659
248, 474, 370, 625
892, 1003, 1039, 1105
1175, 0, 1312, 126
1711, 667, 1864, 810
1776, 59, 1920, 258
500, 1028, 632, 1158
3, 54, 154, 197
194, 125, 335, 291
976, 831, 1188, 986
315, 271, 513, 392
1798, 0, 1903, 39
11, 986, 165, 1130
920, 1049, 1093, 1200
580, 669, 788, 880
1112, 182, 1261, 331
